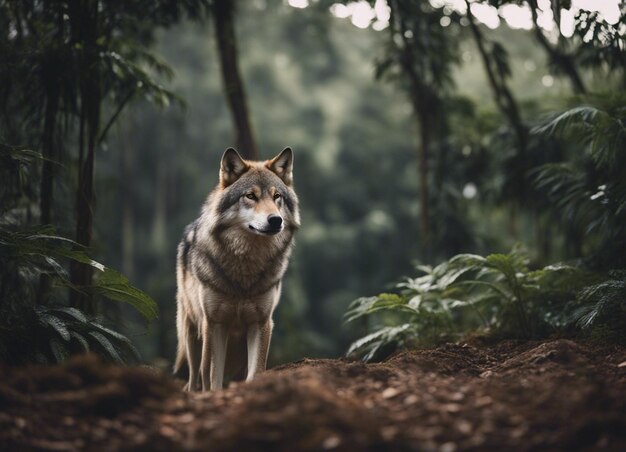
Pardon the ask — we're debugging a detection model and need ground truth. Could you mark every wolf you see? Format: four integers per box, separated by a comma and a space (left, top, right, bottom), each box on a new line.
173, 147, 300, 391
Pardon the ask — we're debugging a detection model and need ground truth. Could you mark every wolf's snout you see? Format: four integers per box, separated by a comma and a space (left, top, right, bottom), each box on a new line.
267, 214, 283, 228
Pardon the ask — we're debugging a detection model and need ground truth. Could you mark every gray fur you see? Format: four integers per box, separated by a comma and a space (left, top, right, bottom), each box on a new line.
217, 169, 296, 214
174, 152, 300, 391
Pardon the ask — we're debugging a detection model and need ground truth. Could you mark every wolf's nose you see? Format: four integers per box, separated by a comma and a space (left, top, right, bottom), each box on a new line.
268, 214, 283, 228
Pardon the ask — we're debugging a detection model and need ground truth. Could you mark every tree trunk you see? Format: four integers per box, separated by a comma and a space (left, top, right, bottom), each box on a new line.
466, 2, 529, 212
69, 1, 101, 315
70, 86, 99, 314
212, 0, 259, 160
535, 213, 551, 265
465, 2, 527, 152
39, 92, 59, 225
37, 2, 65, 304
416, 110, 430, 242
37, 89, 59, 304
151, 160, 167, 253
528, 0, 586, 94
121, 132, 135, 280
390, 0, 433, 242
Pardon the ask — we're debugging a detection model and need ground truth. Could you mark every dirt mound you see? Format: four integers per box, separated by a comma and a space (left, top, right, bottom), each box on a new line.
386, 342, 497, 376
0, 354, 178, 417
1, 340, 625, 451
495, 339, 593, 373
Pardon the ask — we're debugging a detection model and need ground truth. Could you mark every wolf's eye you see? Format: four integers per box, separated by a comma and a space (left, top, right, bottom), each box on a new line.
245, 193, 256, 200
273, 193, 282, 200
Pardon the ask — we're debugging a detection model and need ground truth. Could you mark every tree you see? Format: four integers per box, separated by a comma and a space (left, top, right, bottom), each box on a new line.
574, 5, 626, 88
212, 0, 259, 159
378, 0, 461, 245
464, 0, 527, 153
0, 0, 208, 313
0, 145, 158, 365
463, 0, 532, 235
526, 0, 586, 94
533, 93, 626, 267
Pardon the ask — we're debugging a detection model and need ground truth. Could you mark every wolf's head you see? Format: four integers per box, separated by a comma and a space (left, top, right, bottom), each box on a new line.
214, 147, 300, 237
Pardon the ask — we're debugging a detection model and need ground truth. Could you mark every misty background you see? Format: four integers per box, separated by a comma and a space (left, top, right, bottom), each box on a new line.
9, 0, 620, 366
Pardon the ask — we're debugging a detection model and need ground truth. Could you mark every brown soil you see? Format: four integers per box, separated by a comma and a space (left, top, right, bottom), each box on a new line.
1, 339, 625, 451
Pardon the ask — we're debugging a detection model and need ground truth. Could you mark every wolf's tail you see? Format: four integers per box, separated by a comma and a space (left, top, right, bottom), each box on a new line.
173, 290, 187, 375
173, 341, 186, 375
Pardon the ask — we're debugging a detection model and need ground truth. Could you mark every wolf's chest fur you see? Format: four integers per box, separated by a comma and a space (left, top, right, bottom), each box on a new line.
191, 225, 294, 300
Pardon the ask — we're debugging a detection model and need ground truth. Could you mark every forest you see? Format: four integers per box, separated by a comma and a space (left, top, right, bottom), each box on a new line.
0, 0, 625, 450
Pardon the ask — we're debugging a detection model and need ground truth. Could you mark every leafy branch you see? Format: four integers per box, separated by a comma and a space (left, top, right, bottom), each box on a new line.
0, 225, 158, 321
346, 245, 603, 362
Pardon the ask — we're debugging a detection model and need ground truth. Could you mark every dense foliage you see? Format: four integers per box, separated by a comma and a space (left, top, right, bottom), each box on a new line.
348, 93, 626, 360
0, 145, 157, 364
1, 0, 624, 366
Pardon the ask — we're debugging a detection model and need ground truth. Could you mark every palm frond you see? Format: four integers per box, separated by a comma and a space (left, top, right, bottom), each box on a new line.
347, 324, 414, 362
345, 294, 418, 323
0, 305, 141, 365
1, 225, 158, 322
570, 273, 626, 330
88, 331, 123, 364
36, 307, 71, 342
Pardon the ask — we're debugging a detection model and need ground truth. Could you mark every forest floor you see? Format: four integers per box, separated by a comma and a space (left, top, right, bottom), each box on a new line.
1, 339, 625, 451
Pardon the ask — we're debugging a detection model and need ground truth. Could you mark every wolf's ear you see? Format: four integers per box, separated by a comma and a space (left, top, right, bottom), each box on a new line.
220, 148, 248, 187
267, 147, 293, 185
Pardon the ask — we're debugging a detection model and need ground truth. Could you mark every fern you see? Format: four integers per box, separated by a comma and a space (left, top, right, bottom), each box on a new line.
91, 323, 141, 361
70, 331, 90, 352
38, 308, 72, 342
49, 338, 69, 363
346, 325, 415, 363
531, 94, 626, 262
88, 331, 124, 364
0, 145, 42, 211
52, 307, 89, 323
568, 271, 626, 334
345, 294, 418, 323
0, 141, 156, 366
0, 305, 142, 365
0, 225, 158, 321
346, 245, 602, 361
90, 268, 158, 321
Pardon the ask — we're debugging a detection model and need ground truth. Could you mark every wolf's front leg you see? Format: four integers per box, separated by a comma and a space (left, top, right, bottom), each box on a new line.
200, 318, 212, 391
184, 321, 201, 391
246, 320, 273, 382
210, 323, 229, 390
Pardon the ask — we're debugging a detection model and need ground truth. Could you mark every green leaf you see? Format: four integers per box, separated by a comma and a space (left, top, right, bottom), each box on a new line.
88, 331, 123, 364
344, 294, 417, 322
89, 268, 158, 321
49, 338, 69, 363
347, 324, 412, 361
92, 324, 140, 360
50, 307, 89, 323
37, 309, 71, 341
70, 331, 90, 351
485, 253, 518, 280
454, 280, 512, 302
